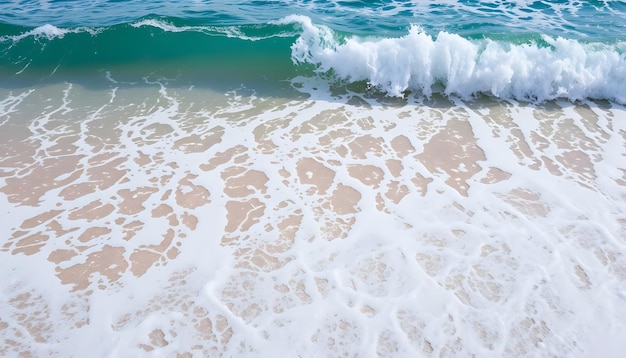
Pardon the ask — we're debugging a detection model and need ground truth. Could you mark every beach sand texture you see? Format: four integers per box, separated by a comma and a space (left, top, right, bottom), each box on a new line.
2, 80, 626, 356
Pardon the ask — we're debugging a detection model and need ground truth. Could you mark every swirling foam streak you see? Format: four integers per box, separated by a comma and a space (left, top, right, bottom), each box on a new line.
0, 24, 101, 43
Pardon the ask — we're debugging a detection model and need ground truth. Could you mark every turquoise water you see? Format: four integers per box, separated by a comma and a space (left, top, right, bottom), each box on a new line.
2, 0, 625, 39
1, 0, 625, 102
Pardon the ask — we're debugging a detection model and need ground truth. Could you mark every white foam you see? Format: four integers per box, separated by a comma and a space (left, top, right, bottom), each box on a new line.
0, 89, 34, 125
0, 24, 100, 43
279, 15, 626, 103
25, 23, 68, 40
1, 75, 626, 357
131, 18, 295, 41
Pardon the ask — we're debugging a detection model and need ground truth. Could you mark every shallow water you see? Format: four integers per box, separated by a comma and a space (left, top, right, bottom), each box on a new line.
1, 74, 626, 356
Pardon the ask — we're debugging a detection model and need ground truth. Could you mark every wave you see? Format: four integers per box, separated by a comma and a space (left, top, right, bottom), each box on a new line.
0, 18, 301, 84
279, 15, 626, 103
1, 16, 625, 103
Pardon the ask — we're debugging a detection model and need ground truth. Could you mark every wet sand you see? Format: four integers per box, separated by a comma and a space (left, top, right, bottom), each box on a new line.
2, 81, 626, 356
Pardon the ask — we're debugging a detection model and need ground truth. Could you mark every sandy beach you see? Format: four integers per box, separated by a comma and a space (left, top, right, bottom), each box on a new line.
2, 79, 626, 356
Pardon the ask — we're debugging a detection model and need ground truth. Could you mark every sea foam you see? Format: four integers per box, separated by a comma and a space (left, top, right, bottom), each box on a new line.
278, 15, 626, 103
131, 18, 296, 41
0, 24, 101, 43
2, 78, 625, 357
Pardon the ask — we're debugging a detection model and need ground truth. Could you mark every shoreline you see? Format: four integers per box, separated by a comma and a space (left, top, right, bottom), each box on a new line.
2, 81, 626, 356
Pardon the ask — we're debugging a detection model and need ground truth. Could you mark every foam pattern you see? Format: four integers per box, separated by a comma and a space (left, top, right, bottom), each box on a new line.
1, 74, 626, 356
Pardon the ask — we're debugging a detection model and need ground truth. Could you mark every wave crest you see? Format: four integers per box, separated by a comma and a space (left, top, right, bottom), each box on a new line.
0, 23, 100, 43
280, 16, 626, 103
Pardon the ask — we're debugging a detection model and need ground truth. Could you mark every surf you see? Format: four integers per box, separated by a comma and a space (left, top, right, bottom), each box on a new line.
278, 15, 626, 103
1, 15, 625, 103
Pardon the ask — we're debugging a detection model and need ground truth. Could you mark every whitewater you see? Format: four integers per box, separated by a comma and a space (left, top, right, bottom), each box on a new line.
1, 1, 626, 357
2, 16, 625, 103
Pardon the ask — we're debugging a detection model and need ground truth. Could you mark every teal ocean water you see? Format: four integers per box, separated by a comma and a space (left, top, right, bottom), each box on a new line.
2, 2, 626, 357
1, 0, 625, 101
